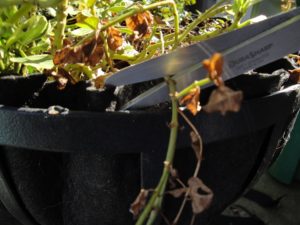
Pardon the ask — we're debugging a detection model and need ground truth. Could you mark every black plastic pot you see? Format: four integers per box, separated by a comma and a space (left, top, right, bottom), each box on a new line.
0, 61, 299, 225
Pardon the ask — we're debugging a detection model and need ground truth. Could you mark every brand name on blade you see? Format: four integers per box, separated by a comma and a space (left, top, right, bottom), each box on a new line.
228, 43, 273, 68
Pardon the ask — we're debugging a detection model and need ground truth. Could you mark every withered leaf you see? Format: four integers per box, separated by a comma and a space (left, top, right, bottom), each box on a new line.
168, 188, 188, 198
94, 75, 106, 89
54, 31, 104, 66
179, 87, 201, 116
170, 166, 178, 178
125, 11, 154, 38
202, 53, 224, 86
190, 131, 201, 161
288, 68, 300, 84
188, 177, 213, 214
130, 189, 149, 217
203, 85, 243, 115
107, 26, 123, 51
44, 67, 75, 90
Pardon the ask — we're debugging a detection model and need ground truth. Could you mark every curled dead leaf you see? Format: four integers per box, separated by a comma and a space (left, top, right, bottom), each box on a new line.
107, 26, 123, 51
125, 11, 154, 38
44, 67, 76, 90
288, 68, 300, 84
168, 188, 188, 198
94, 73, 112, 89
203, 85, 243, 115
190, 131, 202, 161
179, 87, 201, 116
54, 31, 104, 66
202, 53, 224, 86
169, 166, 178, 178
130, 189, 149, 218
188, 177, 213, 214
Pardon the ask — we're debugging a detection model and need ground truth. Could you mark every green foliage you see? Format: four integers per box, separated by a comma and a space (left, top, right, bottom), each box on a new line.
0, 5, 51, 75
0, 0, 256, 79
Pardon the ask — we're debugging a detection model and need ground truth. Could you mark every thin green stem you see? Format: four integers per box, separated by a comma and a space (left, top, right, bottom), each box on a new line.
178, 3, 231, 43
135, 77, 178, 225
176, 78, 211, 99
101, 1, 176, 31
189, 25, 228, 42
101, 31, 115, 71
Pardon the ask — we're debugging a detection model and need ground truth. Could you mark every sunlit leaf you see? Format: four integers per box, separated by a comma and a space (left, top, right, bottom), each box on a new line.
107, 26, 123, 50
109, 6, 126, 13
116, 27, 134, 35
44, 67, 75, 90
7, 15, 48, 48
10, 55, 54, 70
71, 28, 94, 37
288, 68, 300, 83
54, 31, 104, 66
125, 11, 154, 38
87, 0, 96, 7
76, 16, 99, 30
179, 87, 201, 115
202, 53, 224, 86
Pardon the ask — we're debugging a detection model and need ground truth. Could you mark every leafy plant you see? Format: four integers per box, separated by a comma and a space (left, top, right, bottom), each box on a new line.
0, 1, 262, 225
0, 4, 52, 74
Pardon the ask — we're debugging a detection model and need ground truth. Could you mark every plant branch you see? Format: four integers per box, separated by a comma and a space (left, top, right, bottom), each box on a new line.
135, 77, 178, 225
176, 78, 211, 99
54, 0, 68, 51
172, 109, 204, 225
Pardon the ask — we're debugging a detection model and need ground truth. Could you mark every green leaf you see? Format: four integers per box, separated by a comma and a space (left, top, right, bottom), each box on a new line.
10, 54, 53, 70
109, 6, 126, 13
76, 16, 99, 30
71, 28, 94, 36
87, 0, 96, 8
116, 27, 133, 35
6, 15, 48, 48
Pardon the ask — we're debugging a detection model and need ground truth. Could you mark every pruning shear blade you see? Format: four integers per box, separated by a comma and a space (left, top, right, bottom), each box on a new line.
105, 7, 300, 110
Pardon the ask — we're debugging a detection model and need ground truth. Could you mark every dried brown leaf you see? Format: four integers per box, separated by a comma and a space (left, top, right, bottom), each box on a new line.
130, 189, 149, 217
168, 188, 187, 198
202, 53, 224, 86
190, 131, 201, 161
170, 166, 178, 178
125, 11, 154, 38
179, 87, 201, 116
288, 68, 300, 84
203, 86, 243, 115
107, 26, 123, 51
54, 32, 104, 66
44, 67, 75, 90
188, 177, 213, 214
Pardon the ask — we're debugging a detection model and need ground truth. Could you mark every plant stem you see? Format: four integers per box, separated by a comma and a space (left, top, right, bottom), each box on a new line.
101, 31, 115, 72
54, 0, 68, 51
176, 78, 211, 99
133, 2, 230, 64
135, 77, 178, 225
178, 1, 231, 43
172, 110, 203, 225
101, 1, 177, 32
